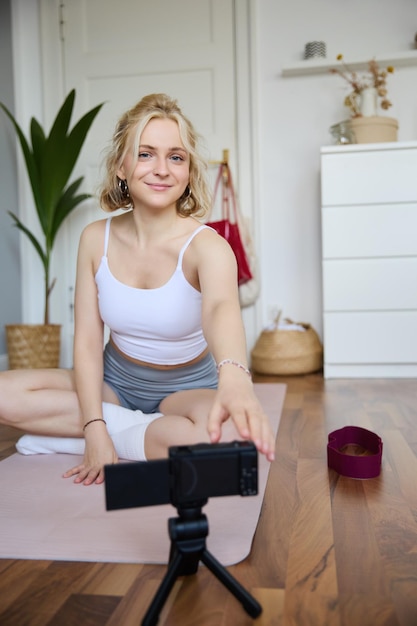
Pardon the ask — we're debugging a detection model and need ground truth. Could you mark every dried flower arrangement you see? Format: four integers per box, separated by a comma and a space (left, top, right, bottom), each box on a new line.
330, 54, 394, 117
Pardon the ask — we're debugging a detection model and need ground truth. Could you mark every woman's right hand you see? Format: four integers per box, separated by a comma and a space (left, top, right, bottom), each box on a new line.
63, 427, 118, 485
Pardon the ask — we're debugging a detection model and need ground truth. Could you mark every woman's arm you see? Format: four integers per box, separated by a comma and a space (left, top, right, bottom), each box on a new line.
64, 221, 118, 484
196, 230, 276, 461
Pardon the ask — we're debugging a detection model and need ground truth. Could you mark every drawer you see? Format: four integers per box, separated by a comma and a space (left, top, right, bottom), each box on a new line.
323, 258, 417, 310
323, 311, 417, 363
321, 147, 417, 206
322, 204, 417, 258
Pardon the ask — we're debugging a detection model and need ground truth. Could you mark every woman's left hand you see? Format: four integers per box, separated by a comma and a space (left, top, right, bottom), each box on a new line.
207, 373, 276, 462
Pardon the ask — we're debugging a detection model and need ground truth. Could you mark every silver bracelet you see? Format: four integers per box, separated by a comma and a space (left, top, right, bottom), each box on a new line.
216, 359, 252, 378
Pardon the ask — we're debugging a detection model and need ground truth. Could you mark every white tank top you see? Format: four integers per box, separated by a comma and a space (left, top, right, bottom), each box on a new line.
95, 218, 209, 364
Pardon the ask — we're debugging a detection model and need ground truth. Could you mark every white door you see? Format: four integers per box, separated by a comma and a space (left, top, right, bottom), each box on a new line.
40, 0, 256, 366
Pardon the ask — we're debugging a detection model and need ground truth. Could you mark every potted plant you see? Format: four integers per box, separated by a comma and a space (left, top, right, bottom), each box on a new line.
0, 89, 103, 368
330, 55, 398, 143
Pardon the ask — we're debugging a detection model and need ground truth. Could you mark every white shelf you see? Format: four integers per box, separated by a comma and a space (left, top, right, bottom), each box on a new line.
321, 139, 417, 155
282, 49, 417, 77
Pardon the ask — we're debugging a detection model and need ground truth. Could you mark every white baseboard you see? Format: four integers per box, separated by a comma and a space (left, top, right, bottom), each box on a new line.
0, 354, 9, 371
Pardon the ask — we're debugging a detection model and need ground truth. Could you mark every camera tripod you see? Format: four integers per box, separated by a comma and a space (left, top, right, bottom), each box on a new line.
141, 500, 262, 626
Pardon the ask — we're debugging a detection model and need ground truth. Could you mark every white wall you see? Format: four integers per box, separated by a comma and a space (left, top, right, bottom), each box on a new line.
253, 0, 417, 338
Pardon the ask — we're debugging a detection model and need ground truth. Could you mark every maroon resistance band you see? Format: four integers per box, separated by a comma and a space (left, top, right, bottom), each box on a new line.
327, 426, 383, 479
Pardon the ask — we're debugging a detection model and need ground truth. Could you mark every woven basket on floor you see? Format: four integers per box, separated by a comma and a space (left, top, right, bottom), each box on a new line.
251, 321, 323, 375
6, 324, 61, 369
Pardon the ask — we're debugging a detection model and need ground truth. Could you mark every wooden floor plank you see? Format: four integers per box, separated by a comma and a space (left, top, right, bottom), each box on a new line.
382, 429, 417, 521
104, 565, 168, 626
252, 588, 285, 626
79, 562, 144, 596
283, 458, 341, 626
46, 594, 121, 626
0, 561, 99, 626
0, 560, 52, 615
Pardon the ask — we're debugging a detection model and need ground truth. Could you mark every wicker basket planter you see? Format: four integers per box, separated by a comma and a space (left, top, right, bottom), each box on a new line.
6, 324, 61, 369
251, 322, 323, 376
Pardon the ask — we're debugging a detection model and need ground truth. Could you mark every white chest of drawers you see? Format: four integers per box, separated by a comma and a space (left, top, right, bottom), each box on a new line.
320, 141, 417, 378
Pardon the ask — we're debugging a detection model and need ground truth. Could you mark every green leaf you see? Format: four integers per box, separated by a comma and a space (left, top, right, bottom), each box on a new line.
30, 117, 46, 159
49, 177, 91, 244
30, 118, 47, 231
40, 90, 76, 214
8, 211, 47, 272
0, 103, 44, 222
40, 93, 103, 221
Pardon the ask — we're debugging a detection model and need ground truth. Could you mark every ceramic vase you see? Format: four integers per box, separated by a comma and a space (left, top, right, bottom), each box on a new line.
360, 87, 378, 117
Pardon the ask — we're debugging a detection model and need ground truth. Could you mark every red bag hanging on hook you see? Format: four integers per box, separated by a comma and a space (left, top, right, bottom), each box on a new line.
206, 162, 253, 286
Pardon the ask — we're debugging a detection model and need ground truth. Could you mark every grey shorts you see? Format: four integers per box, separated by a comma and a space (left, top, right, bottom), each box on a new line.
103, 341, 218, 413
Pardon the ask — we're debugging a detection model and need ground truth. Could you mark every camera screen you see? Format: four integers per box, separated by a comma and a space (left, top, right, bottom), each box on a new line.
171, 441, 258, 504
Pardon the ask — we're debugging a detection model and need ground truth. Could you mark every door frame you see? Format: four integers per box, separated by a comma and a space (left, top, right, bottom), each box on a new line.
11, 0, 261, 365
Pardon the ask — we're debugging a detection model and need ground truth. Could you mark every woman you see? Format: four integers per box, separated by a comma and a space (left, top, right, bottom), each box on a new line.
0, 93, 275, 485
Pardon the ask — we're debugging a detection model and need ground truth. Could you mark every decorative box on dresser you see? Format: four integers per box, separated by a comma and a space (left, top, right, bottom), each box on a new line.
320, 140, 417, 378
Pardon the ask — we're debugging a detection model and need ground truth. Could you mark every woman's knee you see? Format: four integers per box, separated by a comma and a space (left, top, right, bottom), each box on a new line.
145, 414, 210, 459
0, 370, 27, 420
0, 368, 75, 425
160, 389, 215, 423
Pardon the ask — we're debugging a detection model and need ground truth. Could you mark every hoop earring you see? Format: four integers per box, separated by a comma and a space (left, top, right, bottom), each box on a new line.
181, 184, 192, 209
118, 177, 130, 199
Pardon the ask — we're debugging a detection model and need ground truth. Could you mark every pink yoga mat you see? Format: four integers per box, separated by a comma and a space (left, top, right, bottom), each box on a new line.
0, 383, 285, 565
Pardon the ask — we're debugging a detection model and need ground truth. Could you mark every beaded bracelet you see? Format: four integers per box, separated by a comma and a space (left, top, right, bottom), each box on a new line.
216, 359, 252, 378
83, 418, 107, 431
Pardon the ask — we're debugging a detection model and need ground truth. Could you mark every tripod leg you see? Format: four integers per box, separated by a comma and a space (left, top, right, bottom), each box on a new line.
141, 551, 184, 626
201, 549, 262, 618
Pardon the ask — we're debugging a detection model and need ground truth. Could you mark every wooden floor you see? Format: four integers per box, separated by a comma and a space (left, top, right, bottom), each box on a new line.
0, 373, 416, 625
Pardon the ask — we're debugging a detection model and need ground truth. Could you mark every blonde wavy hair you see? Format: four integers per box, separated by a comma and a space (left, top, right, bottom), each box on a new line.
99, 93, 210, 217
